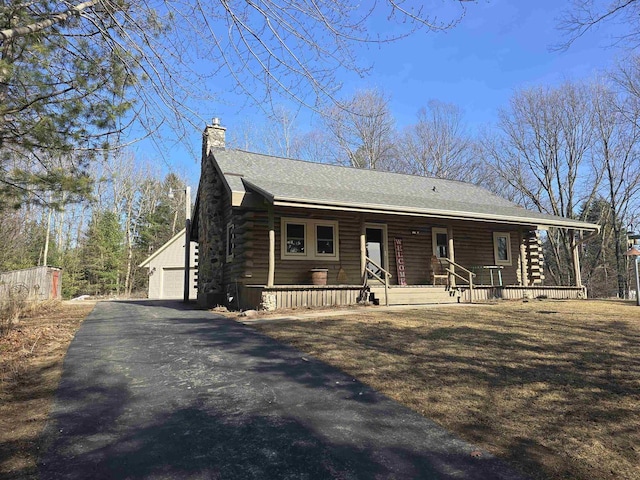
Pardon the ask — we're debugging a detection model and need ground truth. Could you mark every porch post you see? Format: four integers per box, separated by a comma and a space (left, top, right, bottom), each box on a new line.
519, 230, 528, 286
360, 217, 367, 284
571, 229, 583, 289
267, 205, 275, 287
447, 225, 456, 288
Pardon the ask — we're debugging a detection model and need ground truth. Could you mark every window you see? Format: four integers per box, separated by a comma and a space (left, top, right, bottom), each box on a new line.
316, 224, 335, 255
432, 227, 448, 258
226, 222, 235, 262
493, 232, 512, 266
281, 218, 339, 260
285, 222, 306, 255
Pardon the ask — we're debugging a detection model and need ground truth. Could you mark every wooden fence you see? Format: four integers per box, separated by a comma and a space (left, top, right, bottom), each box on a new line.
0, 266, 62, 302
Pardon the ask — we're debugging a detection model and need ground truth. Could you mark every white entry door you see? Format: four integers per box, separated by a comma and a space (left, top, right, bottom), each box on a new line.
366, 225, 387, 280
432, 227, 449, 258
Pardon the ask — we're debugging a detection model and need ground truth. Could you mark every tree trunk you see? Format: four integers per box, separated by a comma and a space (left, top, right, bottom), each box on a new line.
0, 1, 100, 42
43, 201, 53, 266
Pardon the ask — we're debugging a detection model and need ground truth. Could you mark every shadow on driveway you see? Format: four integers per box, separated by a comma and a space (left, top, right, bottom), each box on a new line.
39, 301, 527, 480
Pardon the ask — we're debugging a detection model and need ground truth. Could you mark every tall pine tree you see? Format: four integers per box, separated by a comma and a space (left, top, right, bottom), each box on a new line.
0, 2, 136, 208
81, 210, 124, 295
136, 174, 187, 256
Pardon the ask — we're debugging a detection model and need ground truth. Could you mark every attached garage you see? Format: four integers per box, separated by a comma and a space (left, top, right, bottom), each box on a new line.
139, 229, 197, 300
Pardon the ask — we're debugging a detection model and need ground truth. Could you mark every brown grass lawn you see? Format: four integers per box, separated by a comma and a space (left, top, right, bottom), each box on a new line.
0, 301, 95, 480
250, 299, 640, 480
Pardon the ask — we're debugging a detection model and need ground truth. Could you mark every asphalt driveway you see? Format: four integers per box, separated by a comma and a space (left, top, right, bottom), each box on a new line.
39, 301, 528, 480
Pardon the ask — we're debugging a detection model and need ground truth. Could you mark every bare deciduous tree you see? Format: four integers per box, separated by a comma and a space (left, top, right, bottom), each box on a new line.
395, 100, 484, 181
1, 1, 474, 207
0, 1, 471, 174
323, 88, 397, 169
292, 130, 334, 165
591, 78, 640, 296
556, 0, 640, 50
482, 82, 601, 285
230, 105, 305, 159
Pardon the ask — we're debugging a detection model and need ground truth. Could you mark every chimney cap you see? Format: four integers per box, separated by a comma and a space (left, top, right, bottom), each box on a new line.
212, 117, 220, 126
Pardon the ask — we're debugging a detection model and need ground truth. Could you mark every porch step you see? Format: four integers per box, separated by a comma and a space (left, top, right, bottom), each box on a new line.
369, 286, 459, 305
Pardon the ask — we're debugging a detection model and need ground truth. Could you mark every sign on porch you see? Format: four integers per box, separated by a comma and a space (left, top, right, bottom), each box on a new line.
394, 238, 407, 286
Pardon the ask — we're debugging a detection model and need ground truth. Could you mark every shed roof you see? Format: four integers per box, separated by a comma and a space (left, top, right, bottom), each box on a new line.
211, 149, 599, 231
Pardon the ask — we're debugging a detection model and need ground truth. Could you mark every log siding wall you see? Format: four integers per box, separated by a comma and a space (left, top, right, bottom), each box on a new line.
234, 208, 363, 287
230, 207, 539, 287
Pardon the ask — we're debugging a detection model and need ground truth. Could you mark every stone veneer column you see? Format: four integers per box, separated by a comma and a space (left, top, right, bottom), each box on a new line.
198, 157, 226, 305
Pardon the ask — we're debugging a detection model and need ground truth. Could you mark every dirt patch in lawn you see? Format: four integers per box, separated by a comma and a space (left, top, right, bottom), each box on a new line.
0, 301, 95, 480
250, 299, 640, 480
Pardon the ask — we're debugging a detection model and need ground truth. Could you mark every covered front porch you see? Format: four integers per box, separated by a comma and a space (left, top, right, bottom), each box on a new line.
234, 206, 591, 310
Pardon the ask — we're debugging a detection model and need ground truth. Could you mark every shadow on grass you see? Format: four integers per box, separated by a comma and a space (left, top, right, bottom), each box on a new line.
35, 302, 526, 480
249, 307, 640, 480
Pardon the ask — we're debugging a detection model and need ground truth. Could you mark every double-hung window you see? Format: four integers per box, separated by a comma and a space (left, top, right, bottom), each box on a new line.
285, 222, 306, 255
315, 224, 336, 256
281, 218, 339, 260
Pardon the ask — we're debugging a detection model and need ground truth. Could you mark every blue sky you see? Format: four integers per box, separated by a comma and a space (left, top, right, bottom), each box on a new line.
367, 0, 626, 131
132, 0, 629, 186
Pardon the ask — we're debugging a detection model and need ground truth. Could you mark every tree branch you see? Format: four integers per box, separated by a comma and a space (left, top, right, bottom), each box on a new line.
0, 0, 100, 43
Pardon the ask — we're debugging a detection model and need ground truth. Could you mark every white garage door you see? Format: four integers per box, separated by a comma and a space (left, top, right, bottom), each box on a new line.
161, 267, 197, 299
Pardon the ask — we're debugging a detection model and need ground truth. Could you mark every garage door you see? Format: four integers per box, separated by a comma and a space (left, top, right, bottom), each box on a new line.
161, 267, 197, 299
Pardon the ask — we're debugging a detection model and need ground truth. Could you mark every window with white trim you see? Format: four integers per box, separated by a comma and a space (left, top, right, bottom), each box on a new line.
226, 222, 235, 262
281, 218, 339, 260
493, 232, 512, 266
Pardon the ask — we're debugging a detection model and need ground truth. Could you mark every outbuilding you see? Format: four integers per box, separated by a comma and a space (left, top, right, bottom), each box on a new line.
139, 229, 197, 300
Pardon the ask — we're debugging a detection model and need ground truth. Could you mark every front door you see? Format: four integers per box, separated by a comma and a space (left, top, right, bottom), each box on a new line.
366, 226, 386, 280
432, 227, 448, 258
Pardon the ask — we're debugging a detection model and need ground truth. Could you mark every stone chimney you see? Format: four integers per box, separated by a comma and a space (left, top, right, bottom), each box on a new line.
202, 117, 226, 159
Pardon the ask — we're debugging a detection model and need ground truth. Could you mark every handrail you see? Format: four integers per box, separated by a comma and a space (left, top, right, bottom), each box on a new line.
440, 258, 476, 277
365, 268, 385, 284
440, 257, 475, 303
365, 256, 392, 278
366, 268, 384, 283
365, 256, 392, 306
446, 268, 472, 284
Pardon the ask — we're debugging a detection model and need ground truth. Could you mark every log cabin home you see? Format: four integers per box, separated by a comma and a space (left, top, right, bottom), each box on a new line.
190, 119, 600, 310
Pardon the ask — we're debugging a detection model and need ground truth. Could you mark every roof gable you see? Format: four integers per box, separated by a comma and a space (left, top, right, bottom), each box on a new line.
138, 228, 187, 267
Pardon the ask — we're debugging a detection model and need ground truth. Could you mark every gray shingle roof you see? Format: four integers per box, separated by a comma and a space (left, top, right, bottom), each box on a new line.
212, 149, 599, 230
